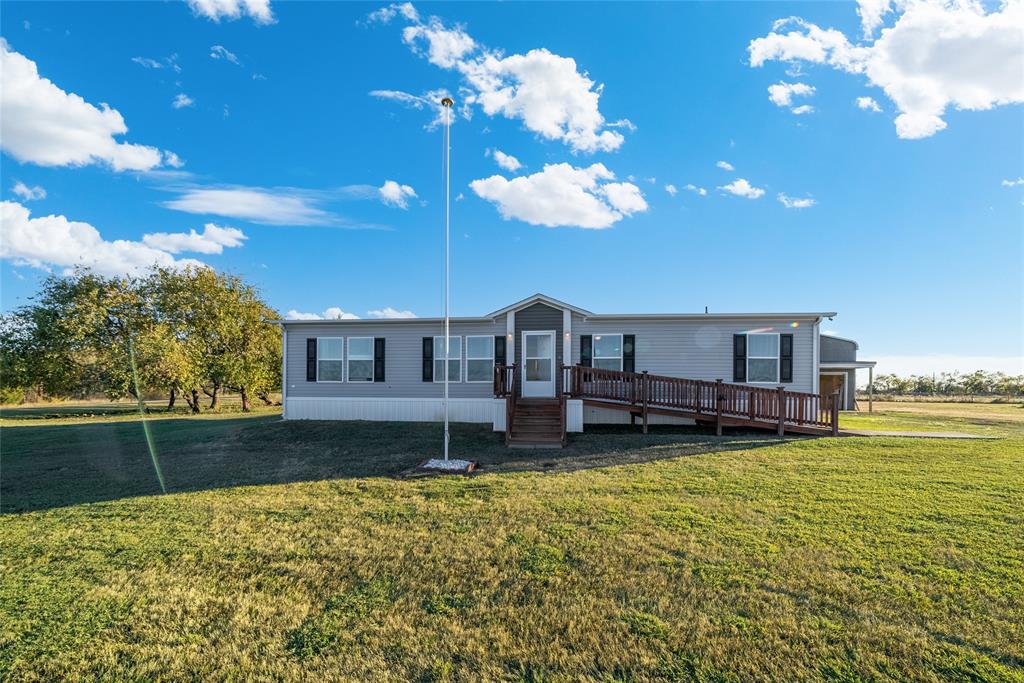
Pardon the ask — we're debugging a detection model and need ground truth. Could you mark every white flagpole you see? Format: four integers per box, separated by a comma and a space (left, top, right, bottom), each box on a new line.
441, 96, 453, 461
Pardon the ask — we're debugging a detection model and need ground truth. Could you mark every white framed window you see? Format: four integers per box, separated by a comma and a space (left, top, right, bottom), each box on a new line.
317, 337, 344, 382
747, 333, 780, 383
433, 335, 462, 382
347, 337, 374, 383
465, 335, 494, 383
593, 333, 623, 371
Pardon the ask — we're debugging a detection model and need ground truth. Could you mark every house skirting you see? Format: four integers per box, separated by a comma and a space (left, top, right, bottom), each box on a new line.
285, 397, 695, 432
285, 397, 505, 428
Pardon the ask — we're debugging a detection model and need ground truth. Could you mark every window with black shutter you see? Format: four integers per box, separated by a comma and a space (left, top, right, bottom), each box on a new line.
780, 333, 793, 383
623, 334, 636, 373
306, 338, 317, 381
374, 337, 386, 382
733, 334, 746, 382
422, 337, 433, 382
495, 335, 506, 366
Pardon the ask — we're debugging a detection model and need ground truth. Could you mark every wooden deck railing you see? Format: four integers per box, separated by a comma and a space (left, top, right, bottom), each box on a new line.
494, 364, 518, 445
564, 365, 839, 435
494, 363, 516, 398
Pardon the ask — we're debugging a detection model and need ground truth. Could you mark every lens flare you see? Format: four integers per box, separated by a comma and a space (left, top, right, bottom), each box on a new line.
789, 321, 800, 328
129, 339, 166, 494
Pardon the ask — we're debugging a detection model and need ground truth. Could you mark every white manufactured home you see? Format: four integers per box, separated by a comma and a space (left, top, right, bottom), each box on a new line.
277, 294, 875, 445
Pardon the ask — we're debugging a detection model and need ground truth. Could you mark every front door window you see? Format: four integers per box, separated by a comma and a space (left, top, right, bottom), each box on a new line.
522, 331, 555, 397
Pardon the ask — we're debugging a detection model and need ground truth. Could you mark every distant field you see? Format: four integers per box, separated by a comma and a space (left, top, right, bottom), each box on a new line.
0, 394, 280, 423
840, 401, 1024, 437
1, 403, 1021, 681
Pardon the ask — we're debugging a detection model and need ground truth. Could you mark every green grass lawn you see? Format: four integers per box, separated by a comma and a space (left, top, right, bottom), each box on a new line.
1, 404, 1022, 681
840, 401, 1024, 438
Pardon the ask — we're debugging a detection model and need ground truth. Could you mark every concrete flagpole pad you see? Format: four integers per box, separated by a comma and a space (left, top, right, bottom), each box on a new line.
417, 458, 476, 474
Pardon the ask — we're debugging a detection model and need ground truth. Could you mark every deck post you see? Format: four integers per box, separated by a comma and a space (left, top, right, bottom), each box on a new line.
831, 391, 840, 436
715, 379, 723, 436
777, 386, 785, 436
868, 366, 874, 413
642, 371, 649, 435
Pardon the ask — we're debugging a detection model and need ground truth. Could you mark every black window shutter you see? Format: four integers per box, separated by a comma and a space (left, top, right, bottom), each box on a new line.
422, 337, 433, 382
580, 335, 593, 367
780, 333, 793, 383
623, 335, 636, 373
494, 335, 506, 366
374, 337, 386, 383
733, 334, 746, 382
306, 338, 317, 381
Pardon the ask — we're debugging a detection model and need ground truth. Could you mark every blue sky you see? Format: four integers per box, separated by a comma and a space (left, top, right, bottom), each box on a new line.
1, 0, 1021, 375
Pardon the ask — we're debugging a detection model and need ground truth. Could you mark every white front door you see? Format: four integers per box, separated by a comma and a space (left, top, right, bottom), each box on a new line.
521, 331, 556, 397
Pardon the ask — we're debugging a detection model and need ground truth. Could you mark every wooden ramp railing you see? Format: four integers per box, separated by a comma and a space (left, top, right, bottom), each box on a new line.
494, 364, 518, 445
563, 365, 839, 436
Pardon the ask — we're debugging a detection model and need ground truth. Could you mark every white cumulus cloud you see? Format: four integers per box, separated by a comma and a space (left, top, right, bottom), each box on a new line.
718, 178, 765, 199
777, 193, 816, 209
767, 81, 815, 107
490, 149, 522, 172
716, 160, 735, 171
378, 180, 417, 208
210, 44, 241, 65
469, 163, 647, 229
664, 184, 678, 196
368, 307, 417, 319
368, 2, 419, 23
1, 40, 169, 171
402, 16, 476, 68
748, 1, 1024, 139
142, 223, 247, 254
163, 151, 186, 168
285, 307, 361, 320
856, 95, 882, 112
791, 104, 815, 115
187, 0, 274, 24
857, 0, 894, 38
1000, 177, 1024, 187
373, 6, 629, 154
11, 181, 45, 201
0, 200, 207, 277
172, 93, 195, 109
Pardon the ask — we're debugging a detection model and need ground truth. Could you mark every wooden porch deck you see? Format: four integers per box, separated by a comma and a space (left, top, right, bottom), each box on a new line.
564, 365, 840, 436
494, 365, 840, 442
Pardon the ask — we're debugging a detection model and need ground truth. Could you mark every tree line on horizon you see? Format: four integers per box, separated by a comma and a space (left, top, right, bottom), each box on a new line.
2, 269, 1020, 407
1, 267, 281, 410
866, 371, 1023, 399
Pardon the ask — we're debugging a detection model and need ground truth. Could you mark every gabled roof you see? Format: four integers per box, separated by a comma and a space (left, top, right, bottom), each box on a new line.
486, 293, 593, 318
276, 293, 837, 325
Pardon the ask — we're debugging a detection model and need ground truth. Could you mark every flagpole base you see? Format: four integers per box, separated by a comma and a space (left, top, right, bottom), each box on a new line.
418, 458, 476, 474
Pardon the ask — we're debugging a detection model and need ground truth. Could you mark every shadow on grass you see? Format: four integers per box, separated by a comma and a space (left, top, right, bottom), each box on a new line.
1, 415, 798, 513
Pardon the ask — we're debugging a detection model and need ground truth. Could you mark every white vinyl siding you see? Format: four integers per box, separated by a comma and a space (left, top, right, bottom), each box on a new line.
286, 319, 504, 399
466, 335, 494, 383
347, 337, 374, 383
593, 333, 623, 371
747, 333, 780, 383
433, 336, 462, 383
317, 337, 343, 382
572, 314, 817, 395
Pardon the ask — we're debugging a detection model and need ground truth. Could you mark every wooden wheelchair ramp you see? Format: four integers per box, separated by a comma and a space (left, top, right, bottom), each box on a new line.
564, 365, 840, 436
